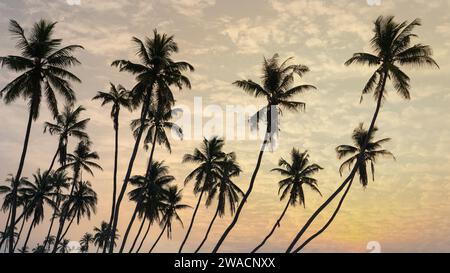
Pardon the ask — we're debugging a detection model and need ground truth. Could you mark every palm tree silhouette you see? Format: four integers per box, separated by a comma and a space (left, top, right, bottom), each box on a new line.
287, 16, 438, 253
120, 161, 174, 252
57, 239, 70, 253
214, 54, 316, 253
149, 186, 190, 253
79, 232, 93, 253
0, 19, 83, 252
110, 30, 193, 252
92, 83, 131, 252
179, 137, 226, 253
295, 124, 394, 252
194, 153, 243, 253
93, 221, 118, 252
252, 149, 322, 253
43, 235, 56, 252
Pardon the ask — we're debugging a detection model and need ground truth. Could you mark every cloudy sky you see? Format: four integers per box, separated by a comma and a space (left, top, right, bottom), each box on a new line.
1, 0, 450, 253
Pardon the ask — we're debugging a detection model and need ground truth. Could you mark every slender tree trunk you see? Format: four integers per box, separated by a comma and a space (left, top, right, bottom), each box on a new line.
179, 189, 206, 253
47, 146, 59, 174
149, 222, 167, 253
146, 130, 158, 175
109, 97, 151, 253
13, 215, 26, 251
21, 219, 35, 252
136, 221, 151, 253
103, 116, 120, 253
293, 178, 354, 253
194, 205, 219, 253
118, 204, 139, 253
212, 132, 270, 253
8, 109, 34, 253
286, 72, 388, 253
129, 217, 146, 253
0, 207, 11, 249
43, 190, 61, 250
0, 208, 28, 248
252, 200, 290, 253
60, 216, 75, 241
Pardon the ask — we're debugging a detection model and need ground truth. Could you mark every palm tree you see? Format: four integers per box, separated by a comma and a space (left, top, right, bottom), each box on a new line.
79, 233, 93, 253
294, 124, 394, 252
57, 239, 70, 253
109, 30, 193, 252
126, 161, 174, 253
92, 83, 131, 252
252, 149, 322, 253
43, 235, 56, 252
213, 54, 316, 253
43, 104, 90, 170
52, 181, 97, 253
149, 186, 189, 253
32, 244, 46, 253
20, 170, 56, 251
0, 19, 83, 252
93, 221, 118, 252
179, 137, 225, 253
287, 16, 438, 253
194, 153, 243, 253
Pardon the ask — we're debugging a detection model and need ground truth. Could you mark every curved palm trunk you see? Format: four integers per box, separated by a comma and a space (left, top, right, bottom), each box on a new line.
194, 205, 219, 253
8, 109, 34, 253
118, 204, 139, 253
136, 221, 151, 253
13, 215, 26, 251
286, 72, 387, 253
149, 222, 167, 253
146, 131, 158, 175
21, 219, 35, 251
47, 146, 60, 174
179, 189, 206, 253
252, 200, 290, 253
109, 97, 151, 253
43, 190, 61, 250
212, 132, 269, 253
129, 217, 146, 253
0, 208, 12, 249
103, 116, 120, 253
60, 215, 75, 241
293, 178, 354, 253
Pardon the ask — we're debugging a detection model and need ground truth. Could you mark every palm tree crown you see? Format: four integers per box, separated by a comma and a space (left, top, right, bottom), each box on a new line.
92, 83, 131, 130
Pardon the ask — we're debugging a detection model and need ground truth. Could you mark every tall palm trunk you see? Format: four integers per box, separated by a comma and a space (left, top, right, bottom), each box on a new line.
118, 204, 139, 253
136, 221, 151, 253
293, 178, 354, 253
147, 130, 158, 174
109, 95, 151, 253
212, 132, 270, 253
286, 72, 387, 253
179, 188, 206, 253
0, 207, 11, 248
13, 215, 26, 251
194, 205, 219, 253
129, 217, 146, 253
21, 218, 35, 251
104, 115, 120, 253
8, 109, 34, 253
60, 215, 75, 241
149, 222, 167, 253
47, 146, 60, 174
252, 199, 290, 253
43, 189, 61, 250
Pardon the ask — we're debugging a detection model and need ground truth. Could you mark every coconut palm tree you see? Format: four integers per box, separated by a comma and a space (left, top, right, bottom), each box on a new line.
32, 244, 46, 253
294, 124, 394, 252
252, 149, 322, 253
149, 186, 189, 253
194, 153, 243, 253
44, 105, 90, 170
213, 54, 316, 253
43, 235, 56, 252
52, 181, 97, 253
109, 30, 193, 252
79, 233, 93, 253
0, 19, 83, 252
19, 170, 56, 251
57, 239, 70, 253
179, 137, 226, 253
287, 16, 438, 253
93, 221, 118, 252
92, 83, 131, 252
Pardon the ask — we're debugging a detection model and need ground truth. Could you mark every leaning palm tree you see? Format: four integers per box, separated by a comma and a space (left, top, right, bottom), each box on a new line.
294, 124, 394, 252
119, 161, 174, 252
92, 83, 131, 252
213, 54, 316, 252
0, 20, 83, 251
252, 149, 322, 253
19, 170, 56, 251
79, 233, 93, 253
109, 30, 193, 252
44, 104, 90, 170
93, 221, 119, 253
149, 186, 189, 253
194, 153, 243, 253
287, 16, 438, 253
52, 181, 97, 253
179, 137, 225, 253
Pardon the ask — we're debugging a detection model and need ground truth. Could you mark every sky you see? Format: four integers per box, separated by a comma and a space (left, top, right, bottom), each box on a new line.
0, 0, 450, 253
